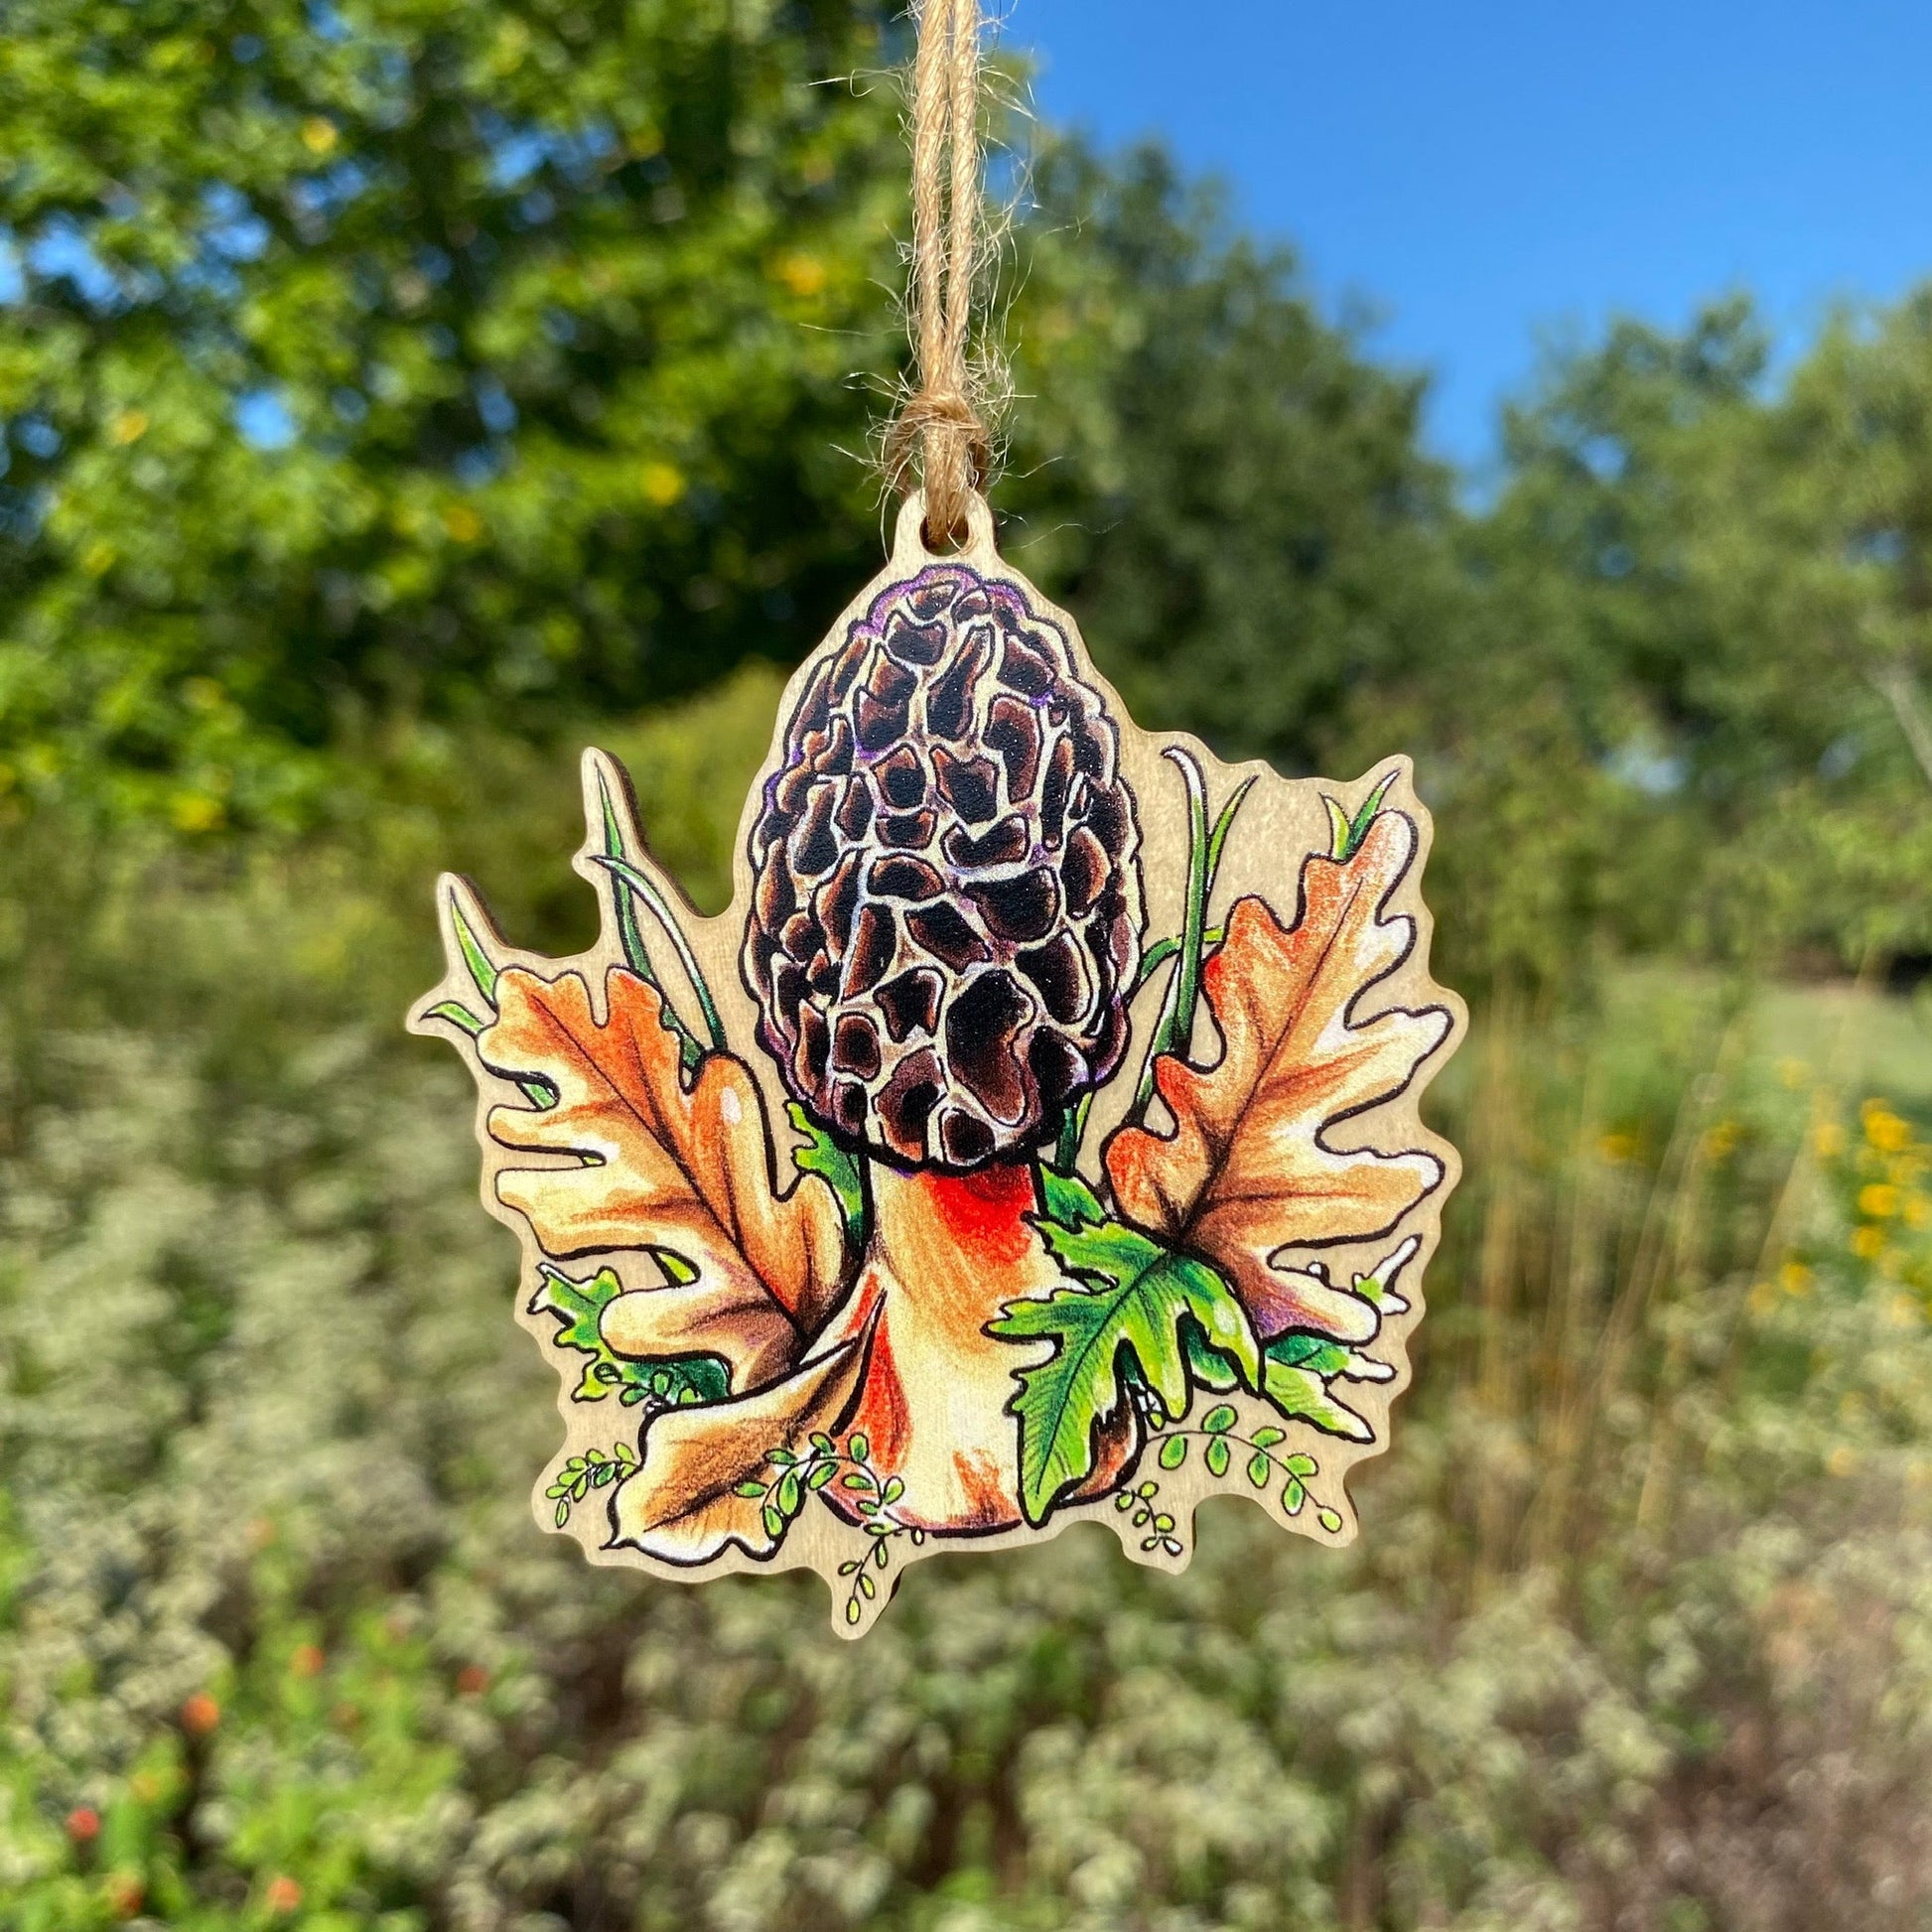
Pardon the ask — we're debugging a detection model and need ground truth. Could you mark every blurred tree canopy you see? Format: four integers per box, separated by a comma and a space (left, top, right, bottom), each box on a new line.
0, 0, 910, 828
1472, 297, 1932, 973
2, 0, 1930, 976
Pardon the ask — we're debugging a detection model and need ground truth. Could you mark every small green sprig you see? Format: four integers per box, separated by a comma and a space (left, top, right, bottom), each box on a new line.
546, 1442, 640, 1528
735, 1432, 924, 1626
1114, 1477, 1184, 1557
1147, 1403, 1344, 1533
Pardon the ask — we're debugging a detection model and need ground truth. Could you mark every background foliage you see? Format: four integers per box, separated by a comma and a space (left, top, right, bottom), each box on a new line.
5, 4, 1932, 1928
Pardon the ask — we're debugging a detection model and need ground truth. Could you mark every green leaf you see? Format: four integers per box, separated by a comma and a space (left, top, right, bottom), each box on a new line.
592, 854, 726, 1051
848, 1433, 870, 1463
806, 1460, 837, 1489
1267, 1332, 1354, 1377
1130, 748, 1211, 1123
1038, 1167, 1109, 1231
1260, 1327, 1385, 1442
1246, 1451, 1271, 1488
762, 1504, 786, 1542
1316, 1507, 1345, 1534
1201, 1404, 1237, 1435
785, 1101, 865, 1246
1326, 768, 1400, 860
554, 1500, 570, 1528
653, 1249, 700, 1287
447, 892, 499, 1002
422, 999, 485, 1037
1183, 1326, 1243, 1391
1261, 1354, 1375, 1442
1323, 795, 1353, 861
1346, 769, 1401, 858
1051, 1092, 1095, 1173
776, 1469, 801, 1517
528, 1263, 730, 1411
1204, 773, 1258, 890
1283, 1477, 1307, 1515
594, 760, 670, 1011
1251, 1427, 1285, 1449
1158, 1435, 1188, 1469
1204, 1437, 1231, 1479
993, 1215, 1260, 1525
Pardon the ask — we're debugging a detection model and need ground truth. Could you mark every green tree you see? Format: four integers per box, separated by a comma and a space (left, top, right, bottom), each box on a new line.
0, 25, 1474, 842
1003, 142, 1466, 779
1472, 294, 1932, 969
0, 0, 907, 830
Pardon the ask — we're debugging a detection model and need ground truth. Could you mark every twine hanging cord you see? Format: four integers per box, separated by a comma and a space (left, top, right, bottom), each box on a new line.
883, 0, 995, 547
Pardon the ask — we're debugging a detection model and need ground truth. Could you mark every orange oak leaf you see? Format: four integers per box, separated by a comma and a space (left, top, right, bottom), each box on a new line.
478, 966, 849, 1380
607, 1318, 875, 1565
1105, 811, 1450, 1344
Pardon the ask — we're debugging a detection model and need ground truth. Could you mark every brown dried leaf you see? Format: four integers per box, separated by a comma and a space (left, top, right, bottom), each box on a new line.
607, 1326, 873, 1564
480, 967, 848, 1381
1105, 812, 1449, 1342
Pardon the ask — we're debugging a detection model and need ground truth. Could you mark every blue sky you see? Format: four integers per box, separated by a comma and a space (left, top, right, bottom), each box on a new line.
1015, 0, 1932, 473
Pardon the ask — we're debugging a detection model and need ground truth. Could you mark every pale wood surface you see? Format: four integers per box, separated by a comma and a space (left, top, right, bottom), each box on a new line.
409, 492, 1466, 1634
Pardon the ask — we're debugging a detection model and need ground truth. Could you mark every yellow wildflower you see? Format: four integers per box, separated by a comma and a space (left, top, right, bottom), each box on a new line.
1813, 1120, 1846, 1159
1863, 1103, 1911, 1153
1598, 1131, 1638, 1165
1859, 1182, 1901, 1220
1850, 1225, 1885, 1261
1778, 1261, 1812, 1297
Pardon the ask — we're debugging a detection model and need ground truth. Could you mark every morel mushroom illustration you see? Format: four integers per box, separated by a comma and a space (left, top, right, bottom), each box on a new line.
742, 564, 1145, 1531
415, 524, 1461, 1626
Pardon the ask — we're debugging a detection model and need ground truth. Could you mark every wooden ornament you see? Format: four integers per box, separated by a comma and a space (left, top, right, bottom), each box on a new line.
409, 493, 1466, 1634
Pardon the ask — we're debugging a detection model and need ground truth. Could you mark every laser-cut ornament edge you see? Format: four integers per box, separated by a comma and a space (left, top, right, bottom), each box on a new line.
408, 494, 1466, 1635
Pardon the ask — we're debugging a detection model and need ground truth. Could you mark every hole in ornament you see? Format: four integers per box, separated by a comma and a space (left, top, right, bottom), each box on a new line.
922, 510, 972, 553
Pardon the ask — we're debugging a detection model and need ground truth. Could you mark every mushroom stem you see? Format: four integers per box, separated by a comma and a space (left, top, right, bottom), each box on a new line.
806, 1156, 1136, 1532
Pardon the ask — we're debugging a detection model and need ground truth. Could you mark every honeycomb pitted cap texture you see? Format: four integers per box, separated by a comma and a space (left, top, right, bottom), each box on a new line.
744, 563, 1143, 1170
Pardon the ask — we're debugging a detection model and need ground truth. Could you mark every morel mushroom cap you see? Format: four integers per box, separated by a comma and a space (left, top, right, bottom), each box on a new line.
744, 564, 1142, 1169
